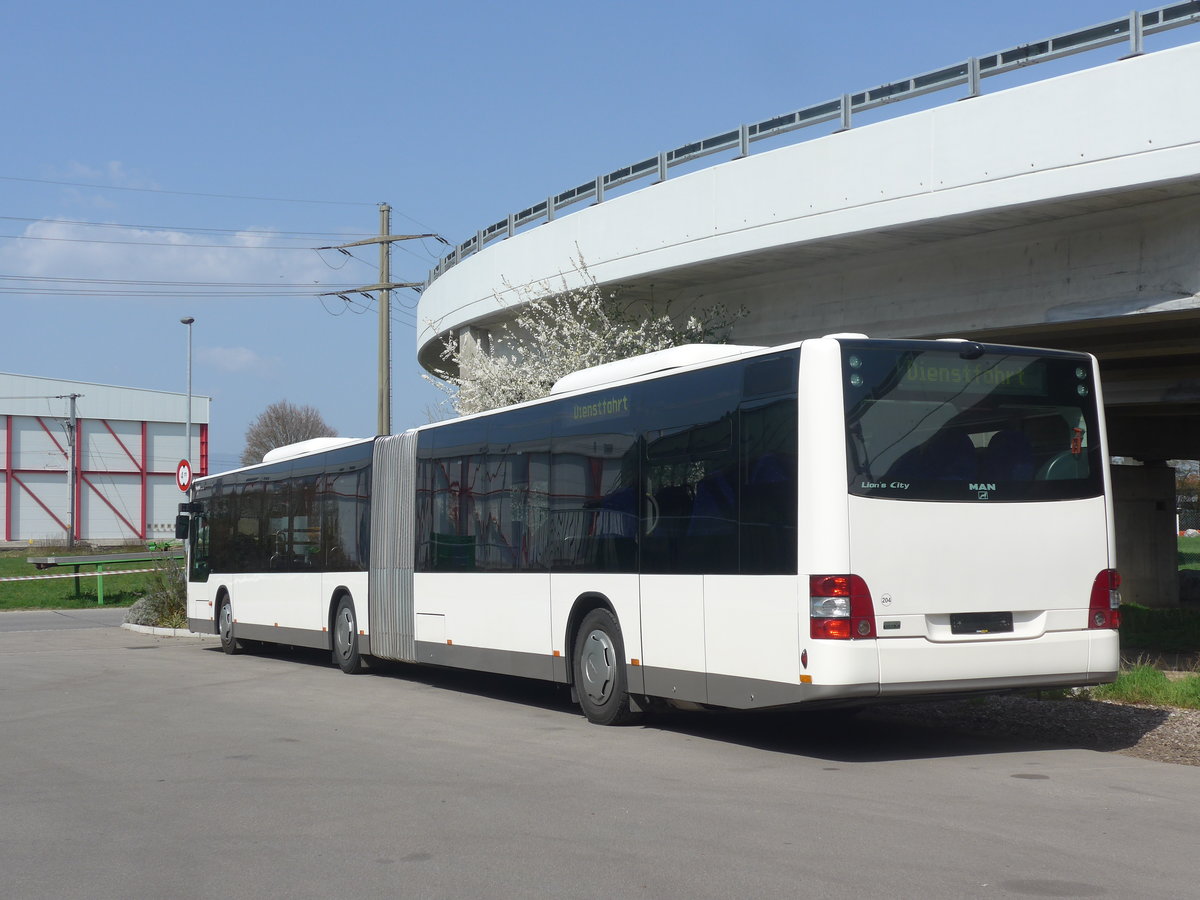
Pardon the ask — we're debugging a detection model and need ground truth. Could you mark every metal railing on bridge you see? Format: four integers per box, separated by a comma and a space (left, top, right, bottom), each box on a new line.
426, 3, 1200, 287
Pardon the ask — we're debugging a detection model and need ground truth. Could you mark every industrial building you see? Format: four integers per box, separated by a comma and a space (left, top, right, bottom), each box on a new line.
1, 373, 209, 547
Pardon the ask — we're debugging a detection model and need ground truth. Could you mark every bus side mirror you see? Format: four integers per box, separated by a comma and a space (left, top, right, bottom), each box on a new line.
175, 515, 190, 541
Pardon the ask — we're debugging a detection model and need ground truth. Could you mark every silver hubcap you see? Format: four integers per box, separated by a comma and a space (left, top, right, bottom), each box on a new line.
219, 603, 233, 642
579, 628, 616, 705
335, 607, 354, 660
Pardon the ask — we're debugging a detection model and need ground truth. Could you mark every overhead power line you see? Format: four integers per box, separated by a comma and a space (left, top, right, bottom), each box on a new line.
0, 275, 352, 288
0, 275, 353, 287
0, 214, 375, 240
1, 223, 450, 261
0, 273, 361, 299
0, 231, 331, 250
0, 174, 443, 231
0, 174, 377, 207
0, 395, 80, 401
0, 289, 355, 298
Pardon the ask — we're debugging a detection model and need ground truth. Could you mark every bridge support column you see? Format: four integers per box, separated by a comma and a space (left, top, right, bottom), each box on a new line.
1112, 463, 1180, 607
455, 325, 492, 381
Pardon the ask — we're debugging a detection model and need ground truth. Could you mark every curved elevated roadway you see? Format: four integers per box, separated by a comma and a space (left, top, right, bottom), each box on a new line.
418, 12, 1200, 604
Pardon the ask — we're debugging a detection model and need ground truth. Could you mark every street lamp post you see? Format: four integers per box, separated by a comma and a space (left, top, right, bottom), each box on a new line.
181, 317, 194, 466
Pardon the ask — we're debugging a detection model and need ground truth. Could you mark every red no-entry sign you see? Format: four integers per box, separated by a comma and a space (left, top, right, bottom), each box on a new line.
176, 459, 193, 492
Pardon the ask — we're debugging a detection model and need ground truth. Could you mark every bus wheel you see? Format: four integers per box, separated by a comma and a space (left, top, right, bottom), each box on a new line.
218, 596, 239, 655
332, 596, 362, 674
573, 608, 634, 725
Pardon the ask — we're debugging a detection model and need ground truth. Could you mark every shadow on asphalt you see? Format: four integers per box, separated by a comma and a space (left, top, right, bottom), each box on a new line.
210, 643, 1171, 764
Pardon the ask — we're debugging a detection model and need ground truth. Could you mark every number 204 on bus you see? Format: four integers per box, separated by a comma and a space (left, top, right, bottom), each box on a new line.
180, 336, 1120, 725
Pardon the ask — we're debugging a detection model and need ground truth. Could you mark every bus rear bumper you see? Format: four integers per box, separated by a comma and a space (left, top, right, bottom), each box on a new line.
878, 670, 1117, 698
877, 629, 1120, 695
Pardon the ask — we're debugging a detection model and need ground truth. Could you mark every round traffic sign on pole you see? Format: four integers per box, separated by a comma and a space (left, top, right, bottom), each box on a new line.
176, 459, 193, 492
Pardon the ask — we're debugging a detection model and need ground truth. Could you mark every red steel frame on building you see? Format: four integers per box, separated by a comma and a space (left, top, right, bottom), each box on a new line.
2, 414, 208, 542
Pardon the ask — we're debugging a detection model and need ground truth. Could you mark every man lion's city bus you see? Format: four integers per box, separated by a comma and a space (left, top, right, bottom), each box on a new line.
182, 336, 1120, 724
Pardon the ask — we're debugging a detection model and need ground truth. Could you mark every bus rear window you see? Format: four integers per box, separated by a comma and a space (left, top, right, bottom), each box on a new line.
842, 343, 1104, 502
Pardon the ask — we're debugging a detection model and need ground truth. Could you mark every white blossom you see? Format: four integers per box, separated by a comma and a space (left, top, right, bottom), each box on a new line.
424, 259, 744, 416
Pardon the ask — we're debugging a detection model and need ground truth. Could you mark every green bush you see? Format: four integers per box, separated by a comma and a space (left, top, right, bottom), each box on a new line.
1119, 603, 1200, 653
123, 556, 187, 628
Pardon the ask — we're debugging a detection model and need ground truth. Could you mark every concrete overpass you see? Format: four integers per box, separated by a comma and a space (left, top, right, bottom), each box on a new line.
417, 7, 1200, 604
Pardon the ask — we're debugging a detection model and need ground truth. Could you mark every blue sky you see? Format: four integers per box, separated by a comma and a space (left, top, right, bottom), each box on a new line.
2, 1, 1192, 471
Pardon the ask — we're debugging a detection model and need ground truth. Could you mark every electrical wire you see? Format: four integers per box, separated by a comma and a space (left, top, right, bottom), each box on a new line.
0, 174, 377, 207
0, 215, 374, 240
0, 275, 356, 287
332, 291, 418, 326
395, 239, 447, 263
0, 273, 424, 301
2, 230, 451, 272
0, 290, 361, 300
0, 232, 338, 250
318, 248, 377, 271
0, 272, 425, 303
2, 174, 442, 233
3, 171, 446, 251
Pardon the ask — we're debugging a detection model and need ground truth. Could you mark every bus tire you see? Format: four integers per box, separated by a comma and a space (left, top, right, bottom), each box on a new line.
573, 608, 635, 725
332, 595, 362, 674
217, 595, 239, 655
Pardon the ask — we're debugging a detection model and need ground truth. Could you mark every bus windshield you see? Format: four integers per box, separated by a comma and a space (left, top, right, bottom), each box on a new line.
842, 342, 1104, 502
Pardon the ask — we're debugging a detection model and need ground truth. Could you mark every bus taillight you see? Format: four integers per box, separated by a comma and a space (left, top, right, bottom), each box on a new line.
1089, 569, 1121, 629
810, 575, 877, 640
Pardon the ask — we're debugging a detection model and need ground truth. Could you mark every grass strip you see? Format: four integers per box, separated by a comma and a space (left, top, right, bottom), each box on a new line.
0, 549, 150, 610
1091, 665, 1200, 710
1180, 535, 1200, 571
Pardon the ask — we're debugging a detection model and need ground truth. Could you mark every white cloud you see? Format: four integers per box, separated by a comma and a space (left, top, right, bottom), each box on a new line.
0, 217, 346, 288
59, 160, 160, 191
198, 346, 276, 373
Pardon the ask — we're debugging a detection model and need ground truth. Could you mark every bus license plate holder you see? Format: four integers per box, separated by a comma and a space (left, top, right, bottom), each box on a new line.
950, 611, 1013, 635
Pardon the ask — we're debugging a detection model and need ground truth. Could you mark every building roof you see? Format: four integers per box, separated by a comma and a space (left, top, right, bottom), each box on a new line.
0, 372, 210, 424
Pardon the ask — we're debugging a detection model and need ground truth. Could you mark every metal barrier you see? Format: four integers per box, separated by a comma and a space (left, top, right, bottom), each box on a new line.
426, 3, 1200, 286
11, 550, 184, 605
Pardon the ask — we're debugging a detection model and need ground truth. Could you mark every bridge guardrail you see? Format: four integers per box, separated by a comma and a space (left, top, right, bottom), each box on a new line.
426, 3, 1200, 288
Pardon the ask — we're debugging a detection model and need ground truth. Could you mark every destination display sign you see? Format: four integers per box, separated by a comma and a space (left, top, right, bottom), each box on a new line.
894, 357, 1046, 394
570, 393, 631, 422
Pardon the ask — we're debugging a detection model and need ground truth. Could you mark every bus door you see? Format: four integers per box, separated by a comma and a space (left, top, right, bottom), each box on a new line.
636, 416, 728, 705
260, 470, 325, 634
638, 398, 746, 705
638, 355, 801, 708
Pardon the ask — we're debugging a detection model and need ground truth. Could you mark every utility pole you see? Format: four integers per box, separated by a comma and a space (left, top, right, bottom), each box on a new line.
181, 317, 194, 466
55, 393, 82, 546
378, 204, 392, 436
317, 206, 445, 436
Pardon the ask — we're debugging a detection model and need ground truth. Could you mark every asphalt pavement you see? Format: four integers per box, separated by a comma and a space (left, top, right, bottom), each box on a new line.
2, 618, 1198, 899
0, 607, 129, 633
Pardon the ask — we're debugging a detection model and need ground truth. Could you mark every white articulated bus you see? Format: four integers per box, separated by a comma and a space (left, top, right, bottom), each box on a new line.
183, 336, 1120, 724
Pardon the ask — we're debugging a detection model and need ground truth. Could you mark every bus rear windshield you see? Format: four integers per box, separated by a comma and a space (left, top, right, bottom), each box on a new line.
842, 342, 1104, 502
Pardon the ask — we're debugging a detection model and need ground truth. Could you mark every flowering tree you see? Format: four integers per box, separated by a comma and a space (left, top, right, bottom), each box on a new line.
426, 262, 744, 415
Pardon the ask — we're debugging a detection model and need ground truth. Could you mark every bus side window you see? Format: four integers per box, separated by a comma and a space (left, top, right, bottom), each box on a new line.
739, 398, 797, 575
642, 416, 737, 574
